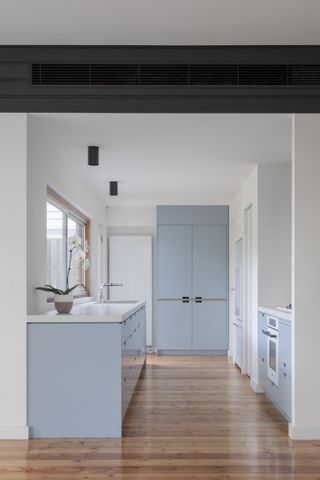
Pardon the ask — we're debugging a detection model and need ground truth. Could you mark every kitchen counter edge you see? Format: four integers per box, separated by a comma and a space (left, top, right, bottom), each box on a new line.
258, 306, 292, 322
27, 300, 146, 324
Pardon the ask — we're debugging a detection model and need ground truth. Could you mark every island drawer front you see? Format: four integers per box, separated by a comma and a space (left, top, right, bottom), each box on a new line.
121, 306, 146, 422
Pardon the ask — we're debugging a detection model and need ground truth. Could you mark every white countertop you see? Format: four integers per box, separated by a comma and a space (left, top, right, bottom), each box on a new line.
27, 300, 146, 324
258, 306, 292, 322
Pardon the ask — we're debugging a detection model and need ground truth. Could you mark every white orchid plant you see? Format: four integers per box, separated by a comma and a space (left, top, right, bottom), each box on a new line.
36, 235, 90, 296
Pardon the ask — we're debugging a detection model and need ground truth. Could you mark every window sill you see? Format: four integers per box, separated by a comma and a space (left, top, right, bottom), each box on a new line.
47, 293, 90, 304
46, 296, 95, 311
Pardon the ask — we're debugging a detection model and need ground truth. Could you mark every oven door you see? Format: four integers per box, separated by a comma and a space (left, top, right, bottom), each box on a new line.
267, 328, 279, 386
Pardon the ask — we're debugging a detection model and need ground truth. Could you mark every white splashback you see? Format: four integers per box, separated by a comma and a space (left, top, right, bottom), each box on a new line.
109, 235, 152, 346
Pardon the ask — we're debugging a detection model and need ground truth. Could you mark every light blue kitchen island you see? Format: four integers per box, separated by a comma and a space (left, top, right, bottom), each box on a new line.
27, 300, 146, 438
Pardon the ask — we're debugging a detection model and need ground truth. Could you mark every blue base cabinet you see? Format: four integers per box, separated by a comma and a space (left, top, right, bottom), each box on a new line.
157, 206, 228, 355
258, 313, 268, 390
157, 301, 192, 350
28, 305, 146, 438
192, 301, 228, 351
258, 312, 292, 421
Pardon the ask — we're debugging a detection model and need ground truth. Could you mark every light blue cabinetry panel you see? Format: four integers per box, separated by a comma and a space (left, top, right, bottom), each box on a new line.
278, 370, 291, 420
157, 205, 228, 226
157, 301, 192, 350
121, 306, 146, 420
28, 306, 146, 438
157, 206, 228, 354
28, 323, 122, 438
157, 225, 192, 298
192, 301, 227, 351
279, 320, 291, 377
258, 311, 291, 421
192, 225, 227, 298
258, 313, 268, 389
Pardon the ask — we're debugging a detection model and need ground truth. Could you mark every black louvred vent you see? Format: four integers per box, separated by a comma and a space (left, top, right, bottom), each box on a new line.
32, 63, 320, 86
189, 64, 238, 85
239, 65, 288, 85
289, 65, 320, 85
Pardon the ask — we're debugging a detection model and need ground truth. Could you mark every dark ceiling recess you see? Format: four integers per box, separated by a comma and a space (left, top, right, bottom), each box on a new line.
32, 63, 320, 87
88, 145, 99, 166
109, 181, 118, 196
2, 46, 320, 112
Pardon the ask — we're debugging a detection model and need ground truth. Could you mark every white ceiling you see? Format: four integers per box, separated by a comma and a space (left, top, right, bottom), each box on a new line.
1, 0, 320, 45
31, 113, 291, 206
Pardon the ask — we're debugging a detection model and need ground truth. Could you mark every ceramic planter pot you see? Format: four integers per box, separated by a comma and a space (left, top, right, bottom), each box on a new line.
54, 294, 74, 314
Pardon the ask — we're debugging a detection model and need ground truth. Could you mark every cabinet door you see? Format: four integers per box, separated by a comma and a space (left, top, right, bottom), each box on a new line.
279, 322, 291, 377
192, 301, 228, 351
258, 313, 268, 388
278, 370, 291, 421
158, 225, 192, 298
157, 301, 192, 350
192, 225, 227, 299
258, 313, 268, 361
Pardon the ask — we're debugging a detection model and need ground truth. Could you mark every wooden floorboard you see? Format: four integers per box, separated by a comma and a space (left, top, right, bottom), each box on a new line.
1, 355, 320, 479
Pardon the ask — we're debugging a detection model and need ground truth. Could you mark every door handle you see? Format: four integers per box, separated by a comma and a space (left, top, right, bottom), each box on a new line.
182, 296, 190, 303
262, 329, 277, 339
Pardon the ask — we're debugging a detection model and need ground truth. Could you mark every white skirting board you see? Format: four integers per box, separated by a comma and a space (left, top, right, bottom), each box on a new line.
109, 235, 153, 346
289, 424, 320, 440
250, 377, 264, 393
0, 426, 29, 439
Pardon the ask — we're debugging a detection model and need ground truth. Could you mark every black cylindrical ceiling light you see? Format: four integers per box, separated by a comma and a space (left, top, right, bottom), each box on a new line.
88, 146, 99, 166
109, 181, 118, 196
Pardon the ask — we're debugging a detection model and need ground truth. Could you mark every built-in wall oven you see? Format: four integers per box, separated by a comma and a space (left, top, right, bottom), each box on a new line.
263, 316, 279, 386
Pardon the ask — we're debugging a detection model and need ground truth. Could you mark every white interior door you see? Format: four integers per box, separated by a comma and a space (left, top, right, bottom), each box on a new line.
109, 235, 152, 347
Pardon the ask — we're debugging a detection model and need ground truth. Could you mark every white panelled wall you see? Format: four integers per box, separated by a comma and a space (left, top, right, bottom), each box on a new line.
109, 235, 153, 346
0, 114, 28, 439
106, 206, 157, 350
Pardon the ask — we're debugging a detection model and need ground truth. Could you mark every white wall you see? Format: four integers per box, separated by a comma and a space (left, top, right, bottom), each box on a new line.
106, 206, 156, 228
229, 167, 259, 387
0, 114, 28, 439
290, 115, 320, 439
258, 163, 291, 306
27, 115, 107, 314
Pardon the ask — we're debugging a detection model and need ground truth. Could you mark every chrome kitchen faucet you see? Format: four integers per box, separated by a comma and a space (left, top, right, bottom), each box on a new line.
98, 282, 123, 303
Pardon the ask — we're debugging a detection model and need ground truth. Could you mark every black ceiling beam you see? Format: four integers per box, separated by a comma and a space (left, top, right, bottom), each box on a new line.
1, 45, 320, 113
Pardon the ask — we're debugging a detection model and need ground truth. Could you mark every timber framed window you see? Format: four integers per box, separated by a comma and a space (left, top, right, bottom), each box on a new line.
46, 187, 90, 299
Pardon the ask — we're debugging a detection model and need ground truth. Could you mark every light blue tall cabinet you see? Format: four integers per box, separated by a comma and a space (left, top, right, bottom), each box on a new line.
157, 206, 229, 354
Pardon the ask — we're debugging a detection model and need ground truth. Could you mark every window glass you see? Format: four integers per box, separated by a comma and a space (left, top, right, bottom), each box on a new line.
47, 202, 66, 290
67, 216, 86, 295
46, 199, 88, 297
